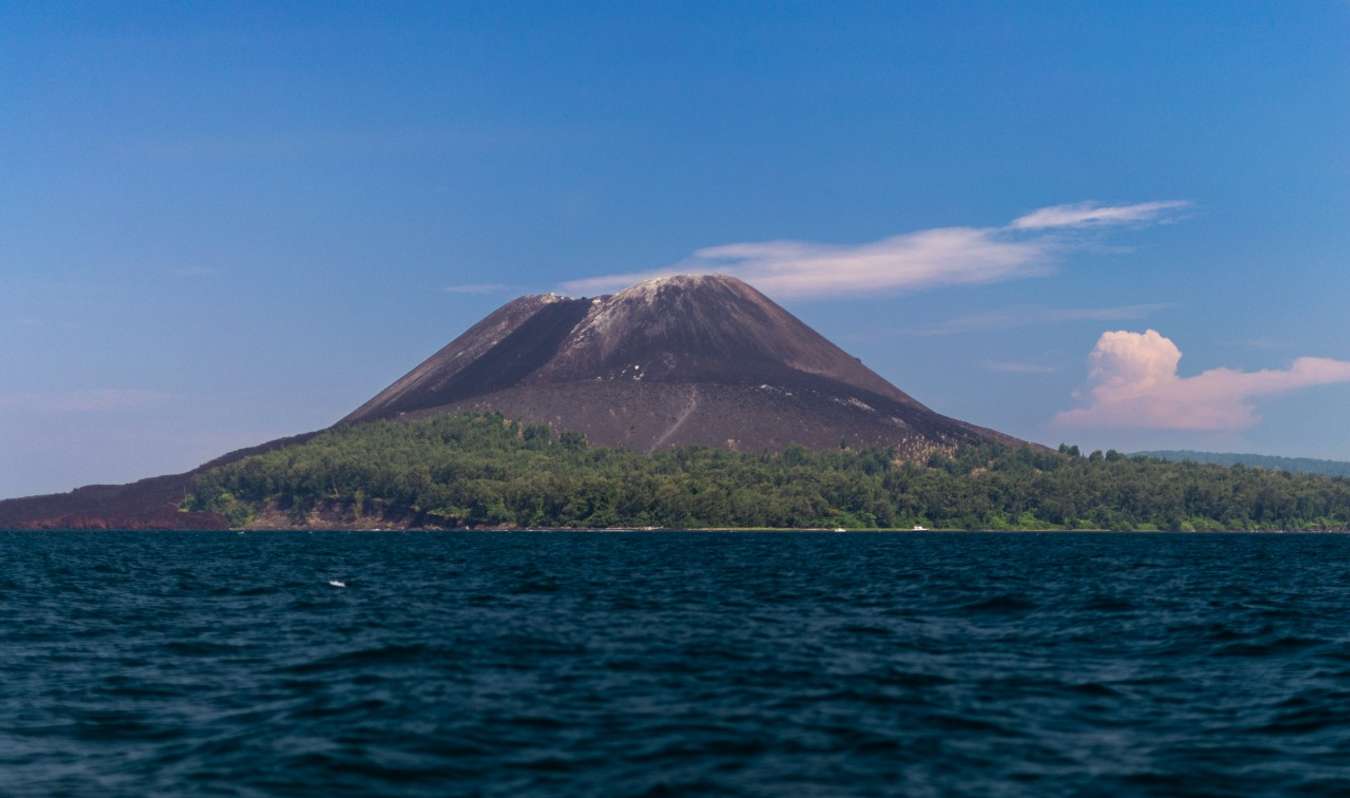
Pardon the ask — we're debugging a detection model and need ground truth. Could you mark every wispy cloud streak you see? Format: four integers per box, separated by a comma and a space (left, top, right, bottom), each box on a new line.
1010, 200, 1191, 230
563, 200, 1190, 299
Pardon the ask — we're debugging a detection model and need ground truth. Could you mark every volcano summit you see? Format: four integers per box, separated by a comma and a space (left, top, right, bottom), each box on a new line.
344, 274, 1014, 454
0, 274, 1020, 529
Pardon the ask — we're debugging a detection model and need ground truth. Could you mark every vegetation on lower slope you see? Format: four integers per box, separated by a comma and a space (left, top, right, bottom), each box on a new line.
184, 413, 1350, 531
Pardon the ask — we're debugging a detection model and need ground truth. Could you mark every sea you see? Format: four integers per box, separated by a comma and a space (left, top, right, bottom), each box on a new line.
3, 530, 1350, 797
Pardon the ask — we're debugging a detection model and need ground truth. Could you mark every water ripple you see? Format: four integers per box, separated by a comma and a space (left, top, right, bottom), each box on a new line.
3, 530, 1350, 796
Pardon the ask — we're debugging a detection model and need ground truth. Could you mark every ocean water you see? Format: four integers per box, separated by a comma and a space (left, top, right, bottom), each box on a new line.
3, 531, 1350, 797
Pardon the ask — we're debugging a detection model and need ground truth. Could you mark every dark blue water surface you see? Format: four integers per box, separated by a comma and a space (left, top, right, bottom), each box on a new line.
4, 531, 1350, 797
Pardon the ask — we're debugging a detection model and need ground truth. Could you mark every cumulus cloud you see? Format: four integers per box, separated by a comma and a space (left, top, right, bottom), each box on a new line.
1054, 329, 1350, 430
562, 199, 1190, 299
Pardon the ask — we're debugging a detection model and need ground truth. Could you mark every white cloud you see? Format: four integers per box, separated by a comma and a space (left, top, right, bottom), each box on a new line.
444, 283, 512, 295
911, 303, 1170, 336
1054, 329, 1350, 430
565, 228, 1052, 298
563, 199, 1189, 300
1010, 200, 1191, 230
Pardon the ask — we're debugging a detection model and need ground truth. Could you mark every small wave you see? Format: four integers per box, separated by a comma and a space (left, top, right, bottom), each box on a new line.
1251, 707, 1341, 735
877, 671, 954, 688
1067, 681, 1121, 697
919, 712, 1009, 734
1214, 635, 1321, 657
839, 623, 894, 636
959, 594, 1036, 614
509, 578, 560, 594
281, 644, 441, 674
291, 697, 390, 720
161, 640, 251, 657
1081, 594, 1136, 612
280, 751, 466, 785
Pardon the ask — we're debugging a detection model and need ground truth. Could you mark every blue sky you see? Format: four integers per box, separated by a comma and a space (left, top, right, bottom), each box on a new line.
3, 2, 1349, 497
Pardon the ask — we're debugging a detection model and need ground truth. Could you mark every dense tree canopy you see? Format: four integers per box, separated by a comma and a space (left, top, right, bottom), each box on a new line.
185, 413, 1350, 531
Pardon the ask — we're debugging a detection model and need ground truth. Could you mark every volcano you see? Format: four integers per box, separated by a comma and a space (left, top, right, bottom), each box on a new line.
0, 274, 1022, 529
344, 274, 1014, 453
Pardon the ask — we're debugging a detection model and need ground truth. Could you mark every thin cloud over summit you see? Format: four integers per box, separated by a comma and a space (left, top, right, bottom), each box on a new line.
563, 201, 1189, 300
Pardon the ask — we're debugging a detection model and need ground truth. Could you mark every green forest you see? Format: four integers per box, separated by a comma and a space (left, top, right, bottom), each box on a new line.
184, 413, 1350, 531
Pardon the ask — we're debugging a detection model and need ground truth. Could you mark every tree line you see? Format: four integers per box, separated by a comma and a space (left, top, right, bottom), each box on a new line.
184, 413, 1350, 531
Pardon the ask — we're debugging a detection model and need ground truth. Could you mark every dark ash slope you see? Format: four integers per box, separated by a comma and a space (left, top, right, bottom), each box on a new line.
344, 274, 1017, 454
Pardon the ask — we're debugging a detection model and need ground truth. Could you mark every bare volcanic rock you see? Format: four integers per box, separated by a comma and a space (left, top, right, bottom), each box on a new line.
343, 274, 1016, 454
0, 274, 1023, 529
0, 431, 318, 530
